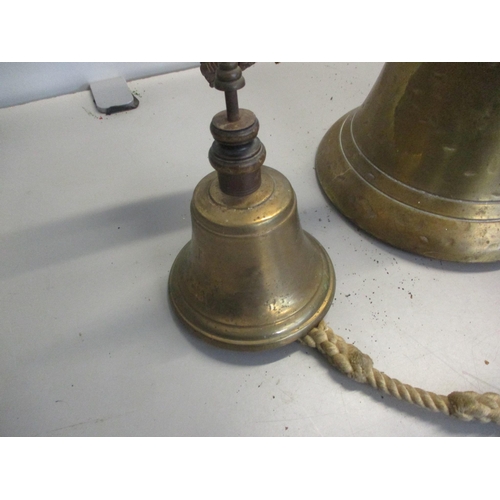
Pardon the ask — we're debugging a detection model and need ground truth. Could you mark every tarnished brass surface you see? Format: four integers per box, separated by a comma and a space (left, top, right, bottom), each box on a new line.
170, 63, 335, 350
169, 166, 335, 350
316, 63, 500, 262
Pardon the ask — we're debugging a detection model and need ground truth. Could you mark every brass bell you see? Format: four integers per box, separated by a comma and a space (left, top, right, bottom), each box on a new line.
316, 63, 500, 262
169, 63, 335, 351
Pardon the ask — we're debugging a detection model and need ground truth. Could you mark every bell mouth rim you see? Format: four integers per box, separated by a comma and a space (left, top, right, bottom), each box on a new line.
168, 232, 335, 351
316, 111, 500, 263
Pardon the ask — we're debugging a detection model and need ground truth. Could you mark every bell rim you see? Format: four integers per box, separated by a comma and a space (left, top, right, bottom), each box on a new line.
316, 111, 500, 263
168, 231, 335, 351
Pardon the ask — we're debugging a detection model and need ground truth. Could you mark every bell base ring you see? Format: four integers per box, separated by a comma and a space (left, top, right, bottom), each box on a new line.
316, 111, 500, 263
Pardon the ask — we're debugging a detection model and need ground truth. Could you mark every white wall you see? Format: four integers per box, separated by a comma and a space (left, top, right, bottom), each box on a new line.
0, 62, 199, 108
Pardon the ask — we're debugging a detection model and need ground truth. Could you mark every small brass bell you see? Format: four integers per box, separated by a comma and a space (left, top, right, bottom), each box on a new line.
169, 63, 335, 350
316, 63, 500, 263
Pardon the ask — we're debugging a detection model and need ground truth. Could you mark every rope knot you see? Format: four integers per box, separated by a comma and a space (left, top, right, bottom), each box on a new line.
448, 391, 500, 424
303, 321, 374, 383
346, 345, 374, 384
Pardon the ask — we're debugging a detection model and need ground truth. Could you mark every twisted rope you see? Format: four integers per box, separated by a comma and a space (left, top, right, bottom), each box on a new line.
300, 321, 500, 425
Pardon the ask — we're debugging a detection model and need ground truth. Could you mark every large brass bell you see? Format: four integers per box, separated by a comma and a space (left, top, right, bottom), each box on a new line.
316, 63, 500, 263
169, 63, 335, 350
